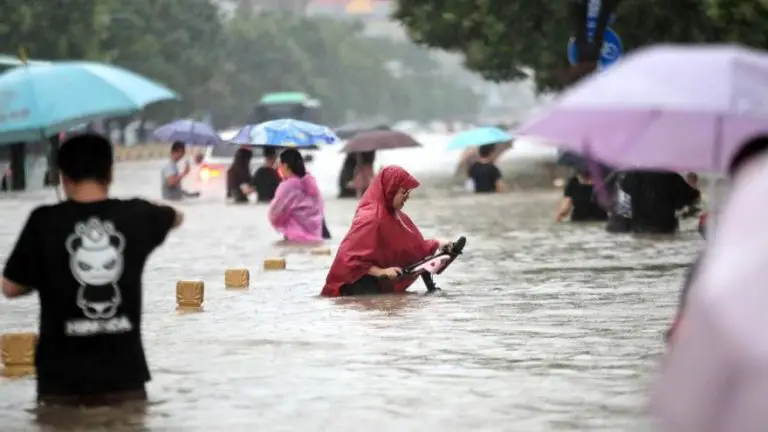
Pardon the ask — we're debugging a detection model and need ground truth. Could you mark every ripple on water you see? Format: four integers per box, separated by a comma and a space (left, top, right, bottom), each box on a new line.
0, 162, 699, 431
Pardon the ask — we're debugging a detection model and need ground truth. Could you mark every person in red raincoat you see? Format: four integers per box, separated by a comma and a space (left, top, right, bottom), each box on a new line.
322, 165, 447, 297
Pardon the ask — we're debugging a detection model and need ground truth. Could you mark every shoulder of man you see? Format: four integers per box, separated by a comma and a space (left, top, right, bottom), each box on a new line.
25, 204, 54, 224
162, 161, 178, 174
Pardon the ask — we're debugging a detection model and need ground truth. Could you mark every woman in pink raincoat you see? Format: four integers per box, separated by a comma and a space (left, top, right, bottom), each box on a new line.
268, 149, 324, 242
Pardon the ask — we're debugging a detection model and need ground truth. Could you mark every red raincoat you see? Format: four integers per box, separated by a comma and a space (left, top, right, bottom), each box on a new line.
321, 166, 439, 296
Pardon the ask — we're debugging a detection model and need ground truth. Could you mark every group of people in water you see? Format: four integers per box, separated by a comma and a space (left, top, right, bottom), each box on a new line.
338, 150, 377, 198
0, 129, 732, 417
226, 145, 328, 242
2, 132, 459, 409
554, 159, 703, 235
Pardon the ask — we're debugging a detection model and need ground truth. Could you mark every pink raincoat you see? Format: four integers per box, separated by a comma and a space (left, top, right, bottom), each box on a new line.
268, 174, 324, 242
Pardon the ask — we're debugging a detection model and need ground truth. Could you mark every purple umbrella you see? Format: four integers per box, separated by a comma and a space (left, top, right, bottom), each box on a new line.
153, 119, 221, 146
518, 44, 768, 173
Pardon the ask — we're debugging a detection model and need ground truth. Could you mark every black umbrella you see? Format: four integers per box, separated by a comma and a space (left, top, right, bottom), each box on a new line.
334, 121, 390, 140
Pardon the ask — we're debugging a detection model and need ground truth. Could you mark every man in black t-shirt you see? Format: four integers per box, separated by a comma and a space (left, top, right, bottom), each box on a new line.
252, 146, 281, 203
1, 133, 183, 406
556, 170, 608, 222
467, 144, 506, 193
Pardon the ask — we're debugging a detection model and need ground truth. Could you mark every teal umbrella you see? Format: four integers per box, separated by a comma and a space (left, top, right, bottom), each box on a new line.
0, 61, 179, 145
446, 126, 513, 150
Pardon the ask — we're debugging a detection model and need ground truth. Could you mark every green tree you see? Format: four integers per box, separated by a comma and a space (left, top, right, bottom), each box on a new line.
705, 0, 768, 48
0, 0, 114, 60
394, 0, 718, 91
0, 0, 482, 128
207, 11, 481, 126
102, 0, 226, 119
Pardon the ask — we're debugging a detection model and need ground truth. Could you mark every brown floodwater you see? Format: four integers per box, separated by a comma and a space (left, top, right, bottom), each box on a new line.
0, 154, 703, 431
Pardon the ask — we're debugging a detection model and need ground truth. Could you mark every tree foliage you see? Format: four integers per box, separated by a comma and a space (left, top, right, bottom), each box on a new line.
0, 0, 480, 127
393, 0, 765, 92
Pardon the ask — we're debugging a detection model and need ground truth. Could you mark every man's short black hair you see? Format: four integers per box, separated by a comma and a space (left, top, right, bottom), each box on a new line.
478, 143, 495, 158
171, 141, 185, 153
729, 136, 768, 176
263, 146, 277, 158
58, 133, 113, 183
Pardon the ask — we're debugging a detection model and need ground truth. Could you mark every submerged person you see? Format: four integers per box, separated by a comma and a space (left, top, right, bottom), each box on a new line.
268, 149, 324, 242
338, 153, 358, 198
252, 146, 281, 203
2, 133, 183, 406
663, 140, 766, 345
226, 147, 254, 203
555, 169, 607, 222
621, 170, 700, 234
161, 141, 195, 201
1, 165, 10, 191
605, 172, 633, 232
350, 151, 376, 197
467, 143, 506, 193
651, 137, 768, 431
680, 172, 702, 218
321, 166, 449, 297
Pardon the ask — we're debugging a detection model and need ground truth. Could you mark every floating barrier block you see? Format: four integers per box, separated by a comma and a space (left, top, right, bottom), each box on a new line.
225, 268, 249, 289
310, 247, 331, 256
1, 333, 37, 377
176, 281, 204, 312
263, 258, 286, 270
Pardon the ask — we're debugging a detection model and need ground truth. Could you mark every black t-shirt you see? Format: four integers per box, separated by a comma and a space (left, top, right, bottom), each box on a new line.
252, 166, 281, 203
564, 177, 608, 221
227, 166, 251, 203
621, 171, 700, 233
3, 198, 176, 397
468, 162, 501, 193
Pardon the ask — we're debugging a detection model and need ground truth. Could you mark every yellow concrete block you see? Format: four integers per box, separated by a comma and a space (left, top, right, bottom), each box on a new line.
263, 258, 286, 270
225, 268, 249, 289
310, 247, 331, 256
1, 333, 37, 378
176, 281, 204, 312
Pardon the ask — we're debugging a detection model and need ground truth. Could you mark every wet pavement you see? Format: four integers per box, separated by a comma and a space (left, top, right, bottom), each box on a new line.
0, 139, 703, 431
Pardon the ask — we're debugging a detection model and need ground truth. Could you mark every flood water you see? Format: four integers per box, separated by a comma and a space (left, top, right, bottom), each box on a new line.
0, 139, 702, 431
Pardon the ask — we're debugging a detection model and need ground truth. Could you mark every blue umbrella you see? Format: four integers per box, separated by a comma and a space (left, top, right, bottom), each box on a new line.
153, 119, 221, 146
0, 61, 178, 145
447, 127, 513, 150
230, 119, 339, 149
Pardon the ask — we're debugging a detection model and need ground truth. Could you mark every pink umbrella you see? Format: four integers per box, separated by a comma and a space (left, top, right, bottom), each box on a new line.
651, 159, 768, 431
518, 44, 768, 173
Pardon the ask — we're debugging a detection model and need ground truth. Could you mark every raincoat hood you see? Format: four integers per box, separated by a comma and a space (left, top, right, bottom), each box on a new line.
359, 165, 420, 214
296, 173, 321, 198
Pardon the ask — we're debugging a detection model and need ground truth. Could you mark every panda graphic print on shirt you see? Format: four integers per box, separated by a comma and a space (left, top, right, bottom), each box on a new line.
64, 217, 133, 336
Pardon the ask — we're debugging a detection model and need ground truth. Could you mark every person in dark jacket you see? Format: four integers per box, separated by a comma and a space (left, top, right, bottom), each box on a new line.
555, 169, 607, 222
226, 147, 254, 203
252, 146, 281, 203
620, 170, 700, 234
338, 153, 358, 198
665, 136, 768, 344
